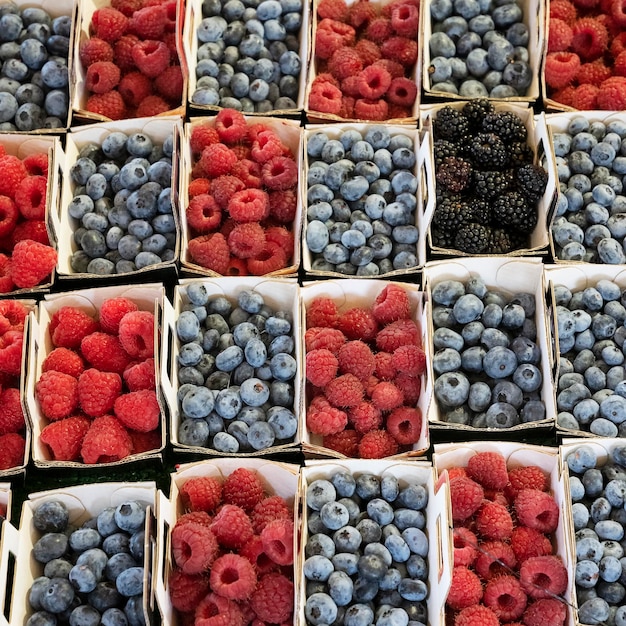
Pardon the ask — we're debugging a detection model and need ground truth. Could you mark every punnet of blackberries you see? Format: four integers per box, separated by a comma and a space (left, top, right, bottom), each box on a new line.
431, 275, 546, 428
430, 101, 548, 255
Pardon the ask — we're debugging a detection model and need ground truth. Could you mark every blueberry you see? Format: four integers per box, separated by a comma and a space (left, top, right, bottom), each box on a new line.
34, 501, 69, 533
40, 578, 75, 613
114, 502, 145, 533
34, 533, 69, 563
115, 566, 143, 597
305, 593, 337, 625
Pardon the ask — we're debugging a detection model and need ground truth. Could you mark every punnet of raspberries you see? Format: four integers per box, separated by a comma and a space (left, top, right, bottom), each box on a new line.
445, 450, 568, 626
79, 0, 184, 119
185, 109, 298, 276
35, 295, 162, 465
308, 0, 419, 120
305, 282, 426, 458
168, 467, 295, 625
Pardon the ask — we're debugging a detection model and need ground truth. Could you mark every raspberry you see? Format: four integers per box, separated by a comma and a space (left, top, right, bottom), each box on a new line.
305, 328, 345, 353
36, 370, 78, 421
571, 17, 608, 60
40, 415, 91, 461
510, 526, 553, 563
176, 511, 213, 530
86, 61, 121, 94
14, 176, 47, 220
544, 51, 580, 89
376, 318, 420, 351
113, 33, 139, 71
129, 4, 167, 38
99, 297, 138, 335
323, 428, 360, 456
476, 500, 513, 540
354, 98, 388, 121
548, 18, 573, 52
210, 554, 257, 600
188, 233, 230, 274
91, 7, 129, 41
466, 452, 509, 490
337, 307, 378, 341
453, 527, 479, 567
613, 0, 626, 25
394, 371, 421, 404
251, 496, 291, 533
341, 75, 361, 98
130, 429, 161, 454
250, 130, 283, 163
223, 468, 265, 511
507, 466, 548, 497
306, 349, 339, 387
111, 0, 142, 15
358, 429, 398, 458
372, 284, 410, 324
576, 59, 611, 85
449, 475, 484, 521
78, 368, 122, 417
522, 598, 566, 626
188, 178, 211, 198
0, 432, 24, 469
0, 330, 22, 376
211, 177, 245, 210
0, 300, 27, 334
519, 555, 567, 599
79, 38, 115, 67
337, 340, 375, 381
224, 257, 247, 276
49, 307, 98, 349
81, 332, 131, 373
318, 0, 349, 20
246, 241, 287, 275
196, 593, 244, 626
338, 93, 354, 117
155, 64, 183, 102
357, 64, 392, 99
191, 125, 220, 155
0, 387, 23, 435
261, 518, 293, 565
168, 569, 210, 613
86, 90, 126, 120
114, 389, 160, 432
131, 40, 170, 77
447, 566, 483, 610
308, 80, 342, 114
381, 37, 417, 66
393, 344, 426, 375
118, 310, 154, 359
515, 489, 559, 533
228, 223, 266, 259
0, 156, 26, 198
81, 415, 133, 464
366, 17, 392, 41
615, 50, 626, 76
374, 351, 395, 380
10, 220, 49, 248
0, 196, 18, 237
0, 256, 13, 294
386, 406, 421, 444
171, 521, 219, 574
348, 1, 377, 27
348, 401, 382, 434
249, 573, 294, 624
483, 576, 527, 622
328, 47, 364, 81
316, 19, 355, 57
213, 108, 247, 144
118, 71, 153, 106
211, 504, 254, 549
261, 156, 297, 191
10, 239, 57, 289
308, 300, 342, 330
355, 39, 381, 66
22, 153, 48, 178
231, 159, 262, 188
572, 82, 599, 109
475, 540, 517, 579
136, 94, 170, 117
391, 2, 418, 36
325, 373, 364, 408
265, 226, 293, 259
307, 402, 348, 435
371, 381, 404, 410
181, 476, 223, 513
597, 76, 626, 109
612, 31, 626, 57
551, 0, 577, 21
228, 189, 270, 223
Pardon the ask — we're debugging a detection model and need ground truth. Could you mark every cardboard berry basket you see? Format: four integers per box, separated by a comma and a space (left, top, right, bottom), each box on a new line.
423, 257, 557, 436
421, 0, 543, 103
433, 441, 577, 626
184, 0, 309, 116
302, 123, 433, 279
180, 115, 303, 278
298, 459, 452, 625
0, 485, 11, 525
300, 278, 431, 459
25, 282, 167, 469
420, 102, 558, 258
155, 457, 300, 626
162, 276, 303, 458
0, 481, 158, 626
54, 116, 183, 282
304, 0, 421, 124
71, 0, 188, 123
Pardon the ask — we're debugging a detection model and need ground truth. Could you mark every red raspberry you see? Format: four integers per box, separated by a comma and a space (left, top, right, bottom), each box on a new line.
475, 540, 517, 579
111, 0, 142, 15
129, 4, 167, 38
228, 223, 266, 259
342, 93, 356, 116
181, 476, 223, 513
318, 0, 349, 20
0, 300, 28, 333
210, 554, 257, 600
49, 307, 98, 349
0, 256, 15, 294
10, 239, 57, 288
449, 475, 484, 521
86, 61, 121, 93
10, 220, 49, 248
305, 327, 345, 353
612, 31, 626, 57
520, 555, 567, 599
337, 341, 375, 381
376, 318, 420, 352
571, 17, 608, 59
249, 573, 293, 624
211, 177, 245, 210
507, 466, 549, 497
522, 598, 566, 626
615, 51, 626, 76
348, 0, 377, 27
123, 359, 155, 391
113, 34, 139, 71
196, 592, 244, 626
447, 566, 482, 610
261, 156, 297, 191
323, 428, 360, 456
211, 504, 254, 549
78, 368, 122, 417
130, 429, 161, 454
576, 60, 611, 85
200, 144, 237, 178
0, 156, 26, 198
267, 189, 296, 224
188, 178, 211, 198
250, 130, 283, 163
225, 257, 247, 276
342, 75, 361, 98
114, 389, 160, 432
357, 65, 392, 99
572, 83, 599, 109
79, 38, 115, 67
0, 330, 22, 376
381, 37, 417, 66
175, 511, 213, 530
551, 0, 577, 21
466, 451, 509, 490
86, 90, 126, 120
358, 429, 398, 458
511, 526, 553, 563
81, 332, 131, 373
22, 153, 48, 177
306, 349, 339, 387
354, 98, 388, 121
265, 226, 294, 258
515, 489, 559, 533
307, 402, 348, 435
155, 65, 183, 103
355, 39, 381, 65
228, 189, 270, 223
453, 527, 479, 567
319, 16, 356, 42
118, 310, 154, 359
371, 381, 404, 410
613, 0, 626, 25
393, 344, 426, 376
598, 76, 626, 109
36, 370, 78, 421
14, 176, 47, 220
239, 535, 277, 575
167, 569, 210, 613
391, 2, 418, 36
91, 7, 129, 41
395, 371, 421, 402
548, 18, 573, 51
0, 387, 23, 435
0, 197, 17, 240
261, 518, 294, 565
223, 468, 265, 511
40, 415, 91, 461
231, 159, 262, 188
81, 415, 133, 464
348, 401, 382, 434
247, 241, 287, 275
374, 352, 394, 380
476, 501, 513, 540
118, 71, 153, 106
131, 40, 170, 77
387, 78, 416, 110
251, 495, 291, 533
191, 125, 220, 155
483, 576, 527, 622
214, 108, 247, 144
189, 233, 230, 274
325, 373, 364, 408
544, 51, 580, 89
337, 307, 378, 341
99, 297, 138, 335
328, 47, 364, 81
136, 94, 170, 117
0, 432, 25, 469
315, 72, 341, 88
308, 79, 343, 114
366, 16, 392, 41
172, 521, 219, 574
386, 406, 421, 444
372, 284, 410, 324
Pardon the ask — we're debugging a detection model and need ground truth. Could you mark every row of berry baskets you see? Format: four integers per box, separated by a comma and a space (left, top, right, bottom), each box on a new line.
2, 442, 626, 626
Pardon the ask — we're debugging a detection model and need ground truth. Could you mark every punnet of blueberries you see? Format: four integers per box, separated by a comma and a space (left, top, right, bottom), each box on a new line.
65, 130, 177, 276
305, 126, 419, 276
550, 116, 626, 264
430, 275, 547, 428
175, 284, 298, 453
304, 470, 429, 626
554, 278, 626, 437
27, 497, 148, 626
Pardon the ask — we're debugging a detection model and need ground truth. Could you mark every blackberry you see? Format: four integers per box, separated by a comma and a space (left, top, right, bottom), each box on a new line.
432, 197, 472, 231
433, 139, 457, 168
436, 157, 472, 193
509, 142, 534, 166
466, 133, 509, 170
454, 223, 491, 254
488, 228, 515, 254
492, 191, 537, 233
516, 164, 548, 203
431, 226, 455, 249
474, 169, 513, 199
472, 198, 491, 224
482, 111, 527, 143
433, 106, 470, 142
462, 99, 495, 131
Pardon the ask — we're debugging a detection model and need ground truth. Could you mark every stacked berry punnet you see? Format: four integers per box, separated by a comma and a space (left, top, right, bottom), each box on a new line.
0, 3, 72, 131
305, 126, 420, 276
546, 0, 626, 109
64, 128, 177, 276
550, 115, 626, 264
553, 277, 626, 437
305, 282, 426, 458
78, 0, 184, 120
175, 283, 298, 453
444, 451, 568, 626
168, 468, 295, 624
35, 296, 161, 464
429, 101, 548, 255
307, 0, 419, 121
565, 443, 626, 625
189, 0, 304, 112
428, 0, 533, 97
185, 109, 298, 276
430, 275, 547, 428
303, 468, 430, 625
26, 497, 149, 625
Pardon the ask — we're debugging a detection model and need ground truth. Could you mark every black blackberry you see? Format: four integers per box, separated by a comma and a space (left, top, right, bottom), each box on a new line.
466, 133, 509, 170
509, 142, 534, 166
454, 223, 491, 254
433, 106, 470, 142
472, 198, 491, 224
462, 99, 495, 131
474, 169, 514, 199
492, 191, 538, 234
436, 157, 472, 193
433, 139, 457, 168
432, 197, 472, 231
516, 164, 549, 203
431, 227, 455, 249
482, 111, 528, 143
488, 228, 515, 254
